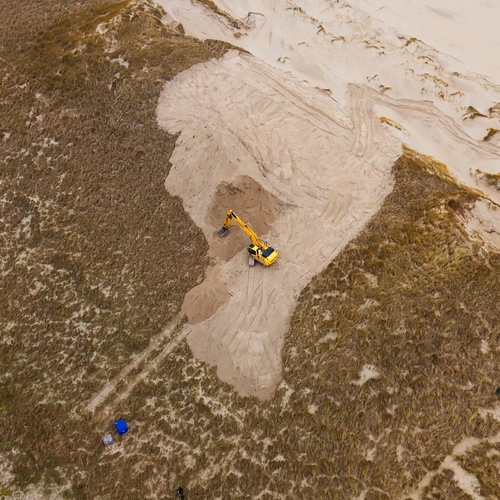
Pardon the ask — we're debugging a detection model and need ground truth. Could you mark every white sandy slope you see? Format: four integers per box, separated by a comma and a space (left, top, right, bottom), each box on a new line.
156, 0, 500, 401
159, 0, 500, 195
347, 0, 500, 83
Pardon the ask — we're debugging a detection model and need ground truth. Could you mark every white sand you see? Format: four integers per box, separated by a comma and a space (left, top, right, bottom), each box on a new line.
159, 0, 500, 193
347, 0, 500, 83
155, 0, 500, 398
462, 198, 500, 251
352, 364, 380, 386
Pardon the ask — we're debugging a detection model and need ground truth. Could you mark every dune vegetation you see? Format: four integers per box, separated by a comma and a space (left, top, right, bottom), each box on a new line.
2, 1, 500, 499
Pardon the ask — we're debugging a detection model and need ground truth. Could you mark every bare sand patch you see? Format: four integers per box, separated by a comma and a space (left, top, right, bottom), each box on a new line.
157, 50, 400, 398
155, 0, 500, 401
160, 0, 500, 203
461, 198, 500, 252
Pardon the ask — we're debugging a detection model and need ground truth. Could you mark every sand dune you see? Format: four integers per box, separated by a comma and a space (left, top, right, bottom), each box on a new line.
5, 0, 500, 497
159, 0, 500, 175
156, 0, 500, 399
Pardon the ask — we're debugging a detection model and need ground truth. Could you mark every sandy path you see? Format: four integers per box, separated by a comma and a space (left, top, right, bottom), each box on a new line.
84, 315, 184, 416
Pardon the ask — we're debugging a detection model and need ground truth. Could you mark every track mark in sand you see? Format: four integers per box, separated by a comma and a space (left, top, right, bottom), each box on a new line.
348, 82, 500, 205
245, 266, 268, 336
224, 263, 255, 352
358, 84, 500, 159
349, 83, 376, 158
348, 83, 500, 162
242, 59, 349, 139
84, 315, 185, 417
108, 326, 190, 413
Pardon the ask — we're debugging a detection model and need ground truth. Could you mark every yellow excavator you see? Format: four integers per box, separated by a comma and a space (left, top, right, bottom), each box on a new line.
218, 210, 278, 266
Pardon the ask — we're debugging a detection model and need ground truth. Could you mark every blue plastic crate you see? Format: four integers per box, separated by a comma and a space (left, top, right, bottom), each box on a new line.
115, 418, 128, 435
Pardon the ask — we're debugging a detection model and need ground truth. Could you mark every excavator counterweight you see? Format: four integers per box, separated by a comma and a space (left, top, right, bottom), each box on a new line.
218, 210, 278, 266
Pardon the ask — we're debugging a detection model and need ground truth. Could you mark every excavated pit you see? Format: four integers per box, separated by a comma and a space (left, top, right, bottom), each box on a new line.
206, 175, 279, 262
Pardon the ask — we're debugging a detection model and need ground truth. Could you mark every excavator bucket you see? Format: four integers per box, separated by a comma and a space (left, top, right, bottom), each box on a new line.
218, 227, 229, 238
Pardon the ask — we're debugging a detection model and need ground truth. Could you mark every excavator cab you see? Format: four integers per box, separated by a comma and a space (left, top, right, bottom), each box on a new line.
248, 243, 278, 266
218, 210, 278, 266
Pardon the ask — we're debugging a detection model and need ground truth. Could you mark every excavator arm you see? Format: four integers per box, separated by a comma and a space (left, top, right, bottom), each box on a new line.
218, 210, 261, 247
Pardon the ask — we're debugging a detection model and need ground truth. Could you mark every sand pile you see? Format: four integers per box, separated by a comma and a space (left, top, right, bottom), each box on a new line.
206, 175, 278, 262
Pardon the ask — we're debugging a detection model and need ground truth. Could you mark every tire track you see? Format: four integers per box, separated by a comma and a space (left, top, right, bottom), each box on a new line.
220, 259, 255, 350
239, 56, 350, 139
226, 261, 259, 356
83, 315, 184, 416
104, 325, 190, 417
359, 84, 500, 158
349, 83, 376, 158
244, 265, 267, 337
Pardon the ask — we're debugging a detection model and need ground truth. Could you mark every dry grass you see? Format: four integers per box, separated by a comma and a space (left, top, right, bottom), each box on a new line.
483, 128, 500, 142
402, 144, 455, 182
2, 1, 500, 498
99, 151, 500, 498
380, 116, 403, 130
404, 37, 423, 47
281, 153, 500, 498
421, 470, 473, 499
420, 73, 449, 88
194, 0, 242, 29
456, 442, 500, 498
0, 0, 231, 496
488, 103, 500, 118
475, 169, 500, 190
463, 105, 488, 120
